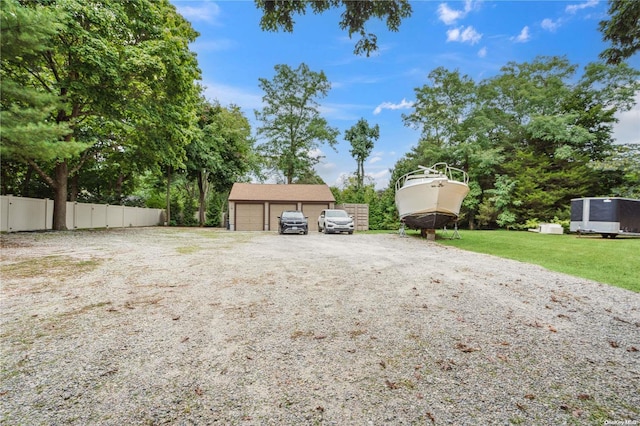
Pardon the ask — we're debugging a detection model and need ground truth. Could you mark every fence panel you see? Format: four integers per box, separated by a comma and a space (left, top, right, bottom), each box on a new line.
1, 195, 163, 232
0, 195, 53, 232
107, 205, 125, 228
336, 203, 369, 231
73, 202, 108, 229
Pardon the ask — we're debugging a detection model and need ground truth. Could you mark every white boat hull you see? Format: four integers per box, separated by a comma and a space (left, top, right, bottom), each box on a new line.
395, 164, 470, 229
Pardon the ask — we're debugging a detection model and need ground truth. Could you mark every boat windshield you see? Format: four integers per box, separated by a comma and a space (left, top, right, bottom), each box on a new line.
395, 163, 469, 191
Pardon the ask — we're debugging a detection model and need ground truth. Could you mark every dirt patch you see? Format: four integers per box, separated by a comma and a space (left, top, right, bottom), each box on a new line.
1, 227, 638, 424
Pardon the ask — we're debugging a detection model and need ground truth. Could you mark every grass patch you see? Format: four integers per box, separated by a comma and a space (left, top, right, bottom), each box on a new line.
176, 245, 202, 254
1, 255, 101, 279
431, 230, 639, 292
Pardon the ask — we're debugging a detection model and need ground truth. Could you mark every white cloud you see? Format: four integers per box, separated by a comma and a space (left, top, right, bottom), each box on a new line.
541, 18, 560, 32
369, 169, 391, 190
369, 156, 382, 164
174, 3, 221, 24
373, 98, 414, 115
566, 0, 599, 14
201, 82, 263, 110
513, 26, 531, 43
447, 26, 482, 45
478, 47, 487, 58
438, 3, 464, 25
308, 148, 324, 160
437, 0, 477, 25
613, 92, 640, 144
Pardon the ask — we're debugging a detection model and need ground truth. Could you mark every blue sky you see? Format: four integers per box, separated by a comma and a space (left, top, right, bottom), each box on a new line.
172, 0, 639, 189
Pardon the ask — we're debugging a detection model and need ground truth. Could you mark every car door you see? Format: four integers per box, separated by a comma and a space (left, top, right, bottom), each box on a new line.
318, 209, 326, 230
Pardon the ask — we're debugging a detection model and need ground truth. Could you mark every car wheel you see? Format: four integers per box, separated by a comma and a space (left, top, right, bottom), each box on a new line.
348, 231, 353, 234
323, 227, 329, 234
317, 223, 322, 232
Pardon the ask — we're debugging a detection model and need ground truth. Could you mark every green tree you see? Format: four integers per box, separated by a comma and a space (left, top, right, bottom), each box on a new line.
0, 0, 79, 184
1, 0, 200, 230
255, 0, 412, 56
590, 143, 640, 198
345, 118, 379, 190
599, 0, 640, 64
401, 67, 502, 228
255, 63, 339, 184
473, 57, 637, 226
186, 100, 255, 226
395, 56, 640, 229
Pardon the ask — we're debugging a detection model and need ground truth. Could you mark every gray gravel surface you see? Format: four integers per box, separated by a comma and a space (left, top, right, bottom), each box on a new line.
1, 227, 638, 425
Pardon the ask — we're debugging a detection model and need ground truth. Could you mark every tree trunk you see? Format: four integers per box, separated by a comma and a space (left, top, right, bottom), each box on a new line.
468, 215, 476, 230
165, 166, 171, 225
357, 160, 364, 189
22, 166, 33, 197
52, 161, 69, 231
197, 171, 207, 227
69, 173, 79, 202
115, 174, 125, 204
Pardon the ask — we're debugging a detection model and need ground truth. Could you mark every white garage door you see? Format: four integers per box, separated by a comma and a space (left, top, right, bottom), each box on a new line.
269, 203, 297, 232
235, 203, 264, 231
302, 203, 329, 232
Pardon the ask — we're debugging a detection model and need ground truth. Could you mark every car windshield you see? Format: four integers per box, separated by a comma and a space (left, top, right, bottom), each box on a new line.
326, 210, 348, 218
282, 211, 304, 219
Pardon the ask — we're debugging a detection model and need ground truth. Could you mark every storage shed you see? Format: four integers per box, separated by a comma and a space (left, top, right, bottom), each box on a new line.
228, 183, 335, 232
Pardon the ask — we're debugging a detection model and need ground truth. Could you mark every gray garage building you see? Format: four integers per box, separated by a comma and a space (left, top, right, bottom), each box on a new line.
228, 183, 336, 232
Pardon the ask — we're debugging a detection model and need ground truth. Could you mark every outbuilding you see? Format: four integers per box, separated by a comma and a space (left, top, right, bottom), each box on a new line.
228, 183, 336, 232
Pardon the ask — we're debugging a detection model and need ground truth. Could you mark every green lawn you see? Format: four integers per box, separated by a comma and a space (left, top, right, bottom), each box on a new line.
404, 229, 639, 292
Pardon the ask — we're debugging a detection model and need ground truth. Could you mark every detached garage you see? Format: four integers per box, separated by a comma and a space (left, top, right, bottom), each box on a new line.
228, 183, 335, 232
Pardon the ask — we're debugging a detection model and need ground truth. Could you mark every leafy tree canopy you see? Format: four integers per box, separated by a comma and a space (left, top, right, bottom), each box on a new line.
255, 0, 412, 56
599, 0, 640, 64
1, 0, 201, 229
345, 118, 379, 189
395, 56, 640, 229
255, 63, 339, 184
185, 99, 256, 225
0, 0, 78, 162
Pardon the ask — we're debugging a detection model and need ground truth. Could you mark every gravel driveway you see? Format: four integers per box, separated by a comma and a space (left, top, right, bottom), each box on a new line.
1, 227, 638, 425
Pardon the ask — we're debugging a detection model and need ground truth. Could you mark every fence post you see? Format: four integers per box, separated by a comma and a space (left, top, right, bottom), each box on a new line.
43, 198, 48, 230
7, 194, 13, 233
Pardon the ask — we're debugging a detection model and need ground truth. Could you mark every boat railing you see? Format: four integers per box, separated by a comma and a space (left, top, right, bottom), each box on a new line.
395, 163, 469, 192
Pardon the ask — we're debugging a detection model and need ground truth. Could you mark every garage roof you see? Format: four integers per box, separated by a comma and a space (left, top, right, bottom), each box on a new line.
229, 183, 335, 202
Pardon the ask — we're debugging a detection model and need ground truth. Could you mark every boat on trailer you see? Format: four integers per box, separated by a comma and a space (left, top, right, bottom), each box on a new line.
395, 163, 470, 230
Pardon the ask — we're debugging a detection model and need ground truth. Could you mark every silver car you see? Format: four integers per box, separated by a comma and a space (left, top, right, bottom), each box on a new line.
317, 209, 354, 234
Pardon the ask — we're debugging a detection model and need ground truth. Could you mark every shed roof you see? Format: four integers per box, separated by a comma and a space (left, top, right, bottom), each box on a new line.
229, 183, 335, 202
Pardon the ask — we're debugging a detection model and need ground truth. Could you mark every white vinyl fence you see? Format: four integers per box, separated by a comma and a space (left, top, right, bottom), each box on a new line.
0, 195, 164, 233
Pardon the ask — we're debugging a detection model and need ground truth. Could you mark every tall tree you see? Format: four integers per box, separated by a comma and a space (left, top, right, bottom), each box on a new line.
255, 63, 339, 184
255, 0, 412, 56
396, 56, 640, 229
599, 0, 640, 64
186, 100, 255, 226
590, 143, 640, 198
403, 67, 477, 146
344, 118, 379, 189
1, 0, 200, 230
0, 0, 79, 181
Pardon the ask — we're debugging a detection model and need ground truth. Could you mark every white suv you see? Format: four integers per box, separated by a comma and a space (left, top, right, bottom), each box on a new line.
317, 209, 354, 234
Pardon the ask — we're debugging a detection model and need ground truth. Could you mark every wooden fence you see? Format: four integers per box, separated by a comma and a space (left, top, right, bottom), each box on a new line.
0, 195, 164, 233
336, 203, 369, 231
